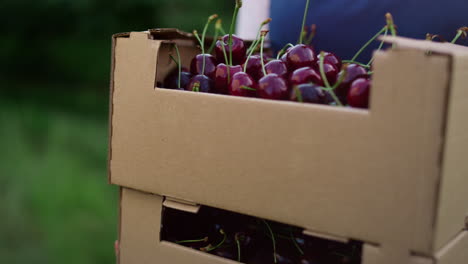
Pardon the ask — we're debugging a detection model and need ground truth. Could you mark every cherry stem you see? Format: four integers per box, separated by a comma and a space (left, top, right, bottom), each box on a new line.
451, 28, 468, 44
235, 237, 241, 262
174, 44, 182, 89
244, 37, 262, 72
208, 19, 222, 54
319, 51, 343, 106
204, 229, 226, 252
240, 86, 256, 91
229, 0, 243, 66
294, 86, 304, 103
262, 220, 277, 264
289, 230, 304, 255
193, 30, 207, 75
385, 13, 397, 48
276, 43, 295, 60
175, 237, 208, 244
350, 26, 387, 62
305, 24, 317, 45
260, 31, 268, 77
192, 82, 200, 92
367, 27, 388, 66
247, 18, 272, 54
298, 0, 310, 44
342, 60, 371, 69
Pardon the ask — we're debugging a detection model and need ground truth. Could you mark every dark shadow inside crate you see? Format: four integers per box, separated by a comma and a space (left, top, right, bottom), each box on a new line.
161, 204, 363, 264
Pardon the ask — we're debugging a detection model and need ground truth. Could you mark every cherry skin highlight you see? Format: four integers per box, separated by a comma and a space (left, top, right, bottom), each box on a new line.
215, 34, 246, 65
265, 59, 288, 78
347, 78, 371, 108
258, 73, 289, 100
214, 64, 242, 94
336, 63, 368, 102
289, 66, 323, 86
286, 44, 316, 70
190, 54, 217, 79
229, 72, 257, 97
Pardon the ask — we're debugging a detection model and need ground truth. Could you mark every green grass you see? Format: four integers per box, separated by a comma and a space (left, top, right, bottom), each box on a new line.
0, 95, 117, 264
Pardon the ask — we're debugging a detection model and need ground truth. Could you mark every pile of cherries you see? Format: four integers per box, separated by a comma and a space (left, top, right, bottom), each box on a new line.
162, 0, 393, 109
162, 205, 362, 264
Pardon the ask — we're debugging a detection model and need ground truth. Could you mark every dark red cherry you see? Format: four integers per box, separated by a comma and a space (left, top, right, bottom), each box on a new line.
258, 73, 289, 100
290, 83, 327, 104
323, 63, 339, 85
214, 64, 242, 94
190, 54, 217, 79
347, 78, 371, 108
243, 55, 265, 81
289, 66, 323, 86
317, 51, 342, 69
265, 59, 288, 78
336, 64, 368, 102
215, 34, 246, 65
286, 44, 316, 70
163, 68, 192, 90
187, 75, 214, 93
275, 253, 294, 264
229, 72, 257, 97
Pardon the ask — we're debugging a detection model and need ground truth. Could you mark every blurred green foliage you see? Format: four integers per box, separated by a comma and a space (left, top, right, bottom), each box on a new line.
0, 0, 234, 263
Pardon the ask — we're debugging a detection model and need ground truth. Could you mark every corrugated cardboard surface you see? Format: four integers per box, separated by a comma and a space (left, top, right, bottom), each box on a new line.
119, 188, 468, 264
110, 31, 468, 256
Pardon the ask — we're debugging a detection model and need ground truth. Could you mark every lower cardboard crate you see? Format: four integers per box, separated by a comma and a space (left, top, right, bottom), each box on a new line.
118, 188, 468, 264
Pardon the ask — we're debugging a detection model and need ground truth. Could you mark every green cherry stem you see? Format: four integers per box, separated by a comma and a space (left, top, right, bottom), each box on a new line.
229, 0, 243, 66
175, 237, 208, 244
235, 236, 241, 262
305, 24, 317, 45
204, 229, 227, 252
200, 14, 218, 75
262, 220, 277, 264
193, 30, 206, 75
350, 26, 387, 62
298, 0, 311, 44
208, 19, 222, 54
451, 27, 468, 44
276, 43, 295, 60
367, 27, 388, 66
342, 60, 371, 69
240, 86, 256, 91
260, 30, 269, 77
294, 86, 304, 103
173, 43, 182, 89
289, 230, 304, 255
319, 51, 343, 106
247, 18, 272, 54
385, 13, 397, 48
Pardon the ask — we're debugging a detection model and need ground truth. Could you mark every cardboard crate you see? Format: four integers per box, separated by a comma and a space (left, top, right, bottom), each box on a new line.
109, 29, 468, 259
117, 188, 468, 264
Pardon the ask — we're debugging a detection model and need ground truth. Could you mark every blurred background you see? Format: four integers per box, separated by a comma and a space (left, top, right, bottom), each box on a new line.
0, 0, 234, 263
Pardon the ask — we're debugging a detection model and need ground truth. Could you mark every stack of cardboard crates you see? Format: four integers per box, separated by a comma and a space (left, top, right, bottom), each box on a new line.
109, 29, 468, 264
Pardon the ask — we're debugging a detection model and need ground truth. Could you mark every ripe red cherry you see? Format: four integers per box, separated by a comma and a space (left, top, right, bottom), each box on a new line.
214, 64, 242, 94
336, 64, 368, 101
317, 51, 342, 70
347, 78, 371, 108
290, 83, 327, 104
243, 55, 266, 81
190, 54, 217, 79
187, 75, 214, 93
258, 73, 289, 100
289, 66, 323, 86
215, 34, 246, 65
323, 63, 339, 85
163, 67, 192, 90
265, 59, 288, 78
286, 44, 316, 70
229, 72, 257, 97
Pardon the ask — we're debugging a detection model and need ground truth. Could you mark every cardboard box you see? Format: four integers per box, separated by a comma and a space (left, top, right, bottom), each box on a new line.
118, 188, 468, 264
109, 29, 468, 259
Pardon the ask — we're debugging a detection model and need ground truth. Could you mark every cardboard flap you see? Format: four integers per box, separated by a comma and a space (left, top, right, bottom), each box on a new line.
380, 36, 468, 56
149, 28, 194, 40
302, 229, 349, 243
163, 197, 200, 214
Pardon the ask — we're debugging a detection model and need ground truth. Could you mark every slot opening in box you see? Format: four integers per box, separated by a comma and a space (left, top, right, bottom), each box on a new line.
161, 202, 363, 264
